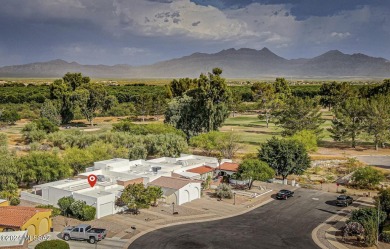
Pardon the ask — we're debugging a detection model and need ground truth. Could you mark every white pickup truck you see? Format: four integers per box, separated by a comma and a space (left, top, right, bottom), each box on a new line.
62, 224, 107, 244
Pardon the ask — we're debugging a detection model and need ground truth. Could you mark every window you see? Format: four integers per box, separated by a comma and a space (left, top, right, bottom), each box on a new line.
72, 228, 79, 232
80, 228, 84, 233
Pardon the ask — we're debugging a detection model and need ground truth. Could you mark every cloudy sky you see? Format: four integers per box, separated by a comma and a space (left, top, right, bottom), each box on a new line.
0, 0, 389, 66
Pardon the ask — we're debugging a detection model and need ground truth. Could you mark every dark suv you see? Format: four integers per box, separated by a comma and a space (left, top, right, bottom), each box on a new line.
336, 195, 353, 206
276, 189, 294, 200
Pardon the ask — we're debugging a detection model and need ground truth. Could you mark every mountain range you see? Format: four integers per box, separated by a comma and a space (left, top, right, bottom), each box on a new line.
0, 48, 389, 78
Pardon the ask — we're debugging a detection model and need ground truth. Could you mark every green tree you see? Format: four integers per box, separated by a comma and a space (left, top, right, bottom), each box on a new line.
18, 151, 71, 185
58, 196, 75, 216
237, 159, 274, 189
134, 93, 153, 122
274, 96, 324, 136
319, 82, 355, 110
69, 200, 86, 219
288, 130, 318, 152
168, 78, 197, 97
81, 205, 96, 221
0, 109, 20, 125
0, 135, 18, 198
329, 98, 367, 148
190, 131, 241, 158
34, 118, 59, 133
230, 90, 243, 118
376, 188, 390, 217
64, 147, 94, 175
165, 68, 232, 139
22, 123, 47, 143
351, 166, 385, 189
147, 186, 163, 206
251, 82, 276, 128
120, 183, 151, 214
364, 94, 390, 150
74, 83, 112, 126
349, 207, 387, 246
145, 134, 188, 158
50, 73, 90, 124
259, 137, 311, 180
128, 143, 148, 160
40, 100, 61, 126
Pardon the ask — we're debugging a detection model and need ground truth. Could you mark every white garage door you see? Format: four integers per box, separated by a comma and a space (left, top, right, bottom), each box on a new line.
99, 202, 113, 218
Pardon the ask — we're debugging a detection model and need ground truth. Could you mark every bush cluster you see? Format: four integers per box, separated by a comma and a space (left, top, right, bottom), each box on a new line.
35, 240, 69, 249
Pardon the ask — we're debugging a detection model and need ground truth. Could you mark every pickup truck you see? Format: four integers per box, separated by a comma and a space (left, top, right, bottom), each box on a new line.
62, 224, 107, 244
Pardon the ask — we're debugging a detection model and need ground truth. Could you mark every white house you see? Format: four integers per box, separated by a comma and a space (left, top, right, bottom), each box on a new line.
21, 154, 232, 219
148, 176, 202, 205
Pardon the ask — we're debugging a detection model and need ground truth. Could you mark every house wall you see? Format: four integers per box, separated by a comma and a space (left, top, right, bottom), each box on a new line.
0, 200, 9, 206
20, 192, 51, 206
177, 182, 201, 205
46, 188, 73, 206
21, 211, 52, 240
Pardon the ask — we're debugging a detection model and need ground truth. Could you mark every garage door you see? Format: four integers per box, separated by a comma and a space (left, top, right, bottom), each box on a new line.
99, 202, 113, 218
38, 218, 49, 235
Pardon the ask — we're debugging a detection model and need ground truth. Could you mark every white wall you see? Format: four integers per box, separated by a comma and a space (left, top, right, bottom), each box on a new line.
177, 182, 201, 205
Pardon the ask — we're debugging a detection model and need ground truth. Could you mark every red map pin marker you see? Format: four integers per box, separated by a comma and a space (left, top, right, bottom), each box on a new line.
88, 174, 97, 187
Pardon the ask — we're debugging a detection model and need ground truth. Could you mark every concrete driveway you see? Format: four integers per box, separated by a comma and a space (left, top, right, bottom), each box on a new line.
128, 188, 342, 249
28, 232, 127, 249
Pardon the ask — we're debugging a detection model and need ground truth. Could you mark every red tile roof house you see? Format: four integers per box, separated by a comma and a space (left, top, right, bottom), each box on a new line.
148, 176, 202, 205
186, 166, 214, 181
215, 162, 240, 177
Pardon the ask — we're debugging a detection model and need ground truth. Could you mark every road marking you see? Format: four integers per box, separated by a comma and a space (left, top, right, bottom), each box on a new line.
312, 198, 319, 201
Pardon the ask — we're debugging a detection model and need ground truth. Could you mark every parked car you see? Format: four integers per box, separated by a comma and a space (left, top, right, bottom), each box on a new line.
276, 189, 294, 200
62, 224, 107, 244
336, 195, 353, 206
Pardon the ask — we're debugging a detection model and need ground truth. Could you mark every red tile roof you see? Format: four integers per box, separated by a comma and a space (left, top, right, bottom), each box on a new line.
186, 166, 214, 175
149, 176, 201, 190
0, 206, 51, 228
219, 162, 239, 172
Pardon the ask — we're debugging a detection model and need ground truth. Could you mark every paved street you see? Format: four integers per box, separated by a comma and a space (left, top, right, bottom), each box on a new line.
356, 156, 390, 168
129, 189, 341, 249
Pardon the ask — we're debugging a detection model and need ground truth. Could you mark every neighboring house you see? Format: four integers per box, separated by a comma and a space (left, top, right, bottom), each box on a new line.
0, 206, 52, 241
0, 199, 8, 206
0, 231, 28, 248
186, 166, 214, 180
215, 162, 239, 176
148, 176, 202, 205
20, 154, 232, 219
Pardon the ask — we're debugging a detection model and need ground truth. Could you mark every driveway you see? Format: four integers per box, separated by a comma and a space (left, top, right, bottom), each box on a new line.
28, 233, 127, 249
128, 189, 342, 249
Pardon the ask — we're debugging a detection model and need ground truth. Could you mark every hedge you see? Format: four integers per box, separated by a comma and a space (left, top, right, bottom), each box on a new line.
35, 240, 69, 249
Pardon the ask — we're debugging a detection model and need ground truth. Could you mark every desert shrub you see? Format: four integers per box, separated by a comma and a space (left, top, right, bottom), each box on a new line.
69, 200, 86, 219
9, 197, 20, 206
36, 204, 61, 217
351, 166, 385, 189
35, 240, 69, 249
81, 205, 96, 221
215, 183, 233, 199
288, 130, 318, 152
382, 231, 390, 243
58, 196, 75, 216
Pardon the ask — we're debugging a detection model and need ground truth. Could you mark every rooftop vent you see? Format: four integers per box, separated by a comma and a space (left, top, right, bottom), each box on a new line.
152, 166, 162, 174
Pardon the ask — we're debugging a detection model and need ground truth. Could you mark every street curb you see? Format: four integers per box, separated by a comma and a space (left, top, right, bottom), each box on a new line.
123, 190, 274, 249
311, 197, 365, 249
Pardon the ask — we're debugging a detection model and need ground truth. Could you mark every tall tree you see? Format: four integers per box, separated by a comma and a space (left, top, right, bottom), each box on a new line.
120, 183, 151, 214
74, 83, 112, 126
251, 82, 276, 128
364, 94, 390, 150
274, 96, 324, 136
50, 73, 90, 124
319, 82, 355, 110
329, 97, 367, 148
40, 100, 62, 125
237, 159, 274, 189
259, 137, 311, 180
165, 68, 231, 139
134, 93, 153, 122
